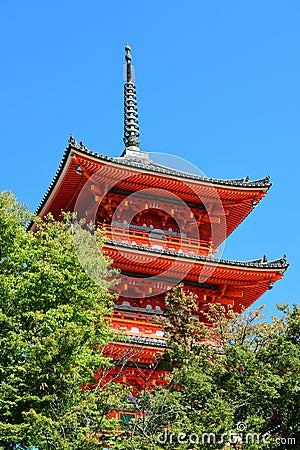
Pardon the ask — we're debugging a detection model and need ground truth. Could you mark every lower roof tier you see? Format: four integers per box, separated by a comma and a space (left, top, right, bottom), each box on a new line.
101, 339, 167, 366
94, 363, 171, 394
105, 241, 288, 311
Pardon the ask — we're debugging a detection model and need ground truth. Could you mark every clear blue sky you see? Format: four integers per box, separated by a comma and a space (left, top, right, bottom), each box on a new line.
0, 0, 299, 317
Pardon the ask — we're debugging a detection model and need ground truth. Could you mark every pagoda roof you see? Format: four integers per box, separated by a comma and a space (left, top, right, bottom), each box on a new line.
108, 240, 288, 270
112, 155, 270, 190
35, 136, 271, 218
104, 241, 288, 311
129, 335, 168, 348
113, 303, 164, 315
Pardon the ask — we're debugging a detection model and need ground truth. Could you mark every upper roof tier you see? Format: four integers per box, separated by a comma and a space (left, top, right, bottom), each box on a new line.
34, 44, 272, 252
33, 136, 272, 252
73, 136, 271, 189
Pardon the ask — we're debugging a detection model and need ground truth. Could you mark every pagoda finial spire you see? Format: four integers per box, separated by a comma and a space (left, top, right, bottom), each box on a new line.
123, 44, 141, 151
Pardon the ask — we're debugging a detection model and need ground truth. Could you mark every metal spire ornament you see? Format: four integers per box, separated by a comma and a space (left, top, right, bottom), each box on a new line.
123, 45, 141, 151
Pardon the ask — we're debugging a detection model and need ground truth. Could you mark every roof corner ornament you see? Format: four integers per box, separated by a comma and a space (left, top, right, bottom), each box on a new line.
68, 134, 87, 152
68, 133, 77, 147
123, 44, 141, 152
262, 254, 268, 263
68, 134, 81, 150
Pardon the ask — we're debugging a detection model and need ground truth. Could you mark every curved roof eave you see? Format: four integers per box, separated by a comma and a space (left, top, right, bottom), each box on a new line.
69, 135, 272, 189
107, 240, 289, 271
31, 135, 272, 228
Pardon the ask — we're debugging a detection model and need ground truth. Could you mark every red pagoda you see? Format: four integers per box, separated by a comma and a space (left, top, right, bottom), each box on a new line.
32, 45, 288, 394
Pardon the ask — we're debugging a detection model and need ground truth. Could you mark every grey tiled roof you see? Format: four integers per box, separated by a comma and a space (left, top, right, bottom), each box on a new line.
69, 135, 272, 188
34, 135, 272, 218
128, 335, 168, 348
113, 303, 164, 315
108, 240, 289, 270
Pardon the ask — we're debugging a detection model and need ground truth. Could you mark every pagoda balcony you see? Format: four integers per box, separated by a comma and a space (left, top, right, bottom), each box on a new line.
103, 222, 212, 256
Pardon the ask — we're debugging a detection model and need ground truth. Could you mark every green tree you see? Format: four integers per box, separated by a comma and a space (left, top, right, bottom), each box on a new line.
2, 192, 298, 450
111, 287, 300, 450
156, 283, 208, 349
0, 191, 126, 449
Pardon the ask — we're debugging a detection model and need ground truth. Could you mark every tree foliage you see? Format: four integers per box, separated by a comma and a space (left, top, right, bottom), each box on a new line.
0, 191, 126, 449
112, 288, 300, 450
1, 192, 299, 450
